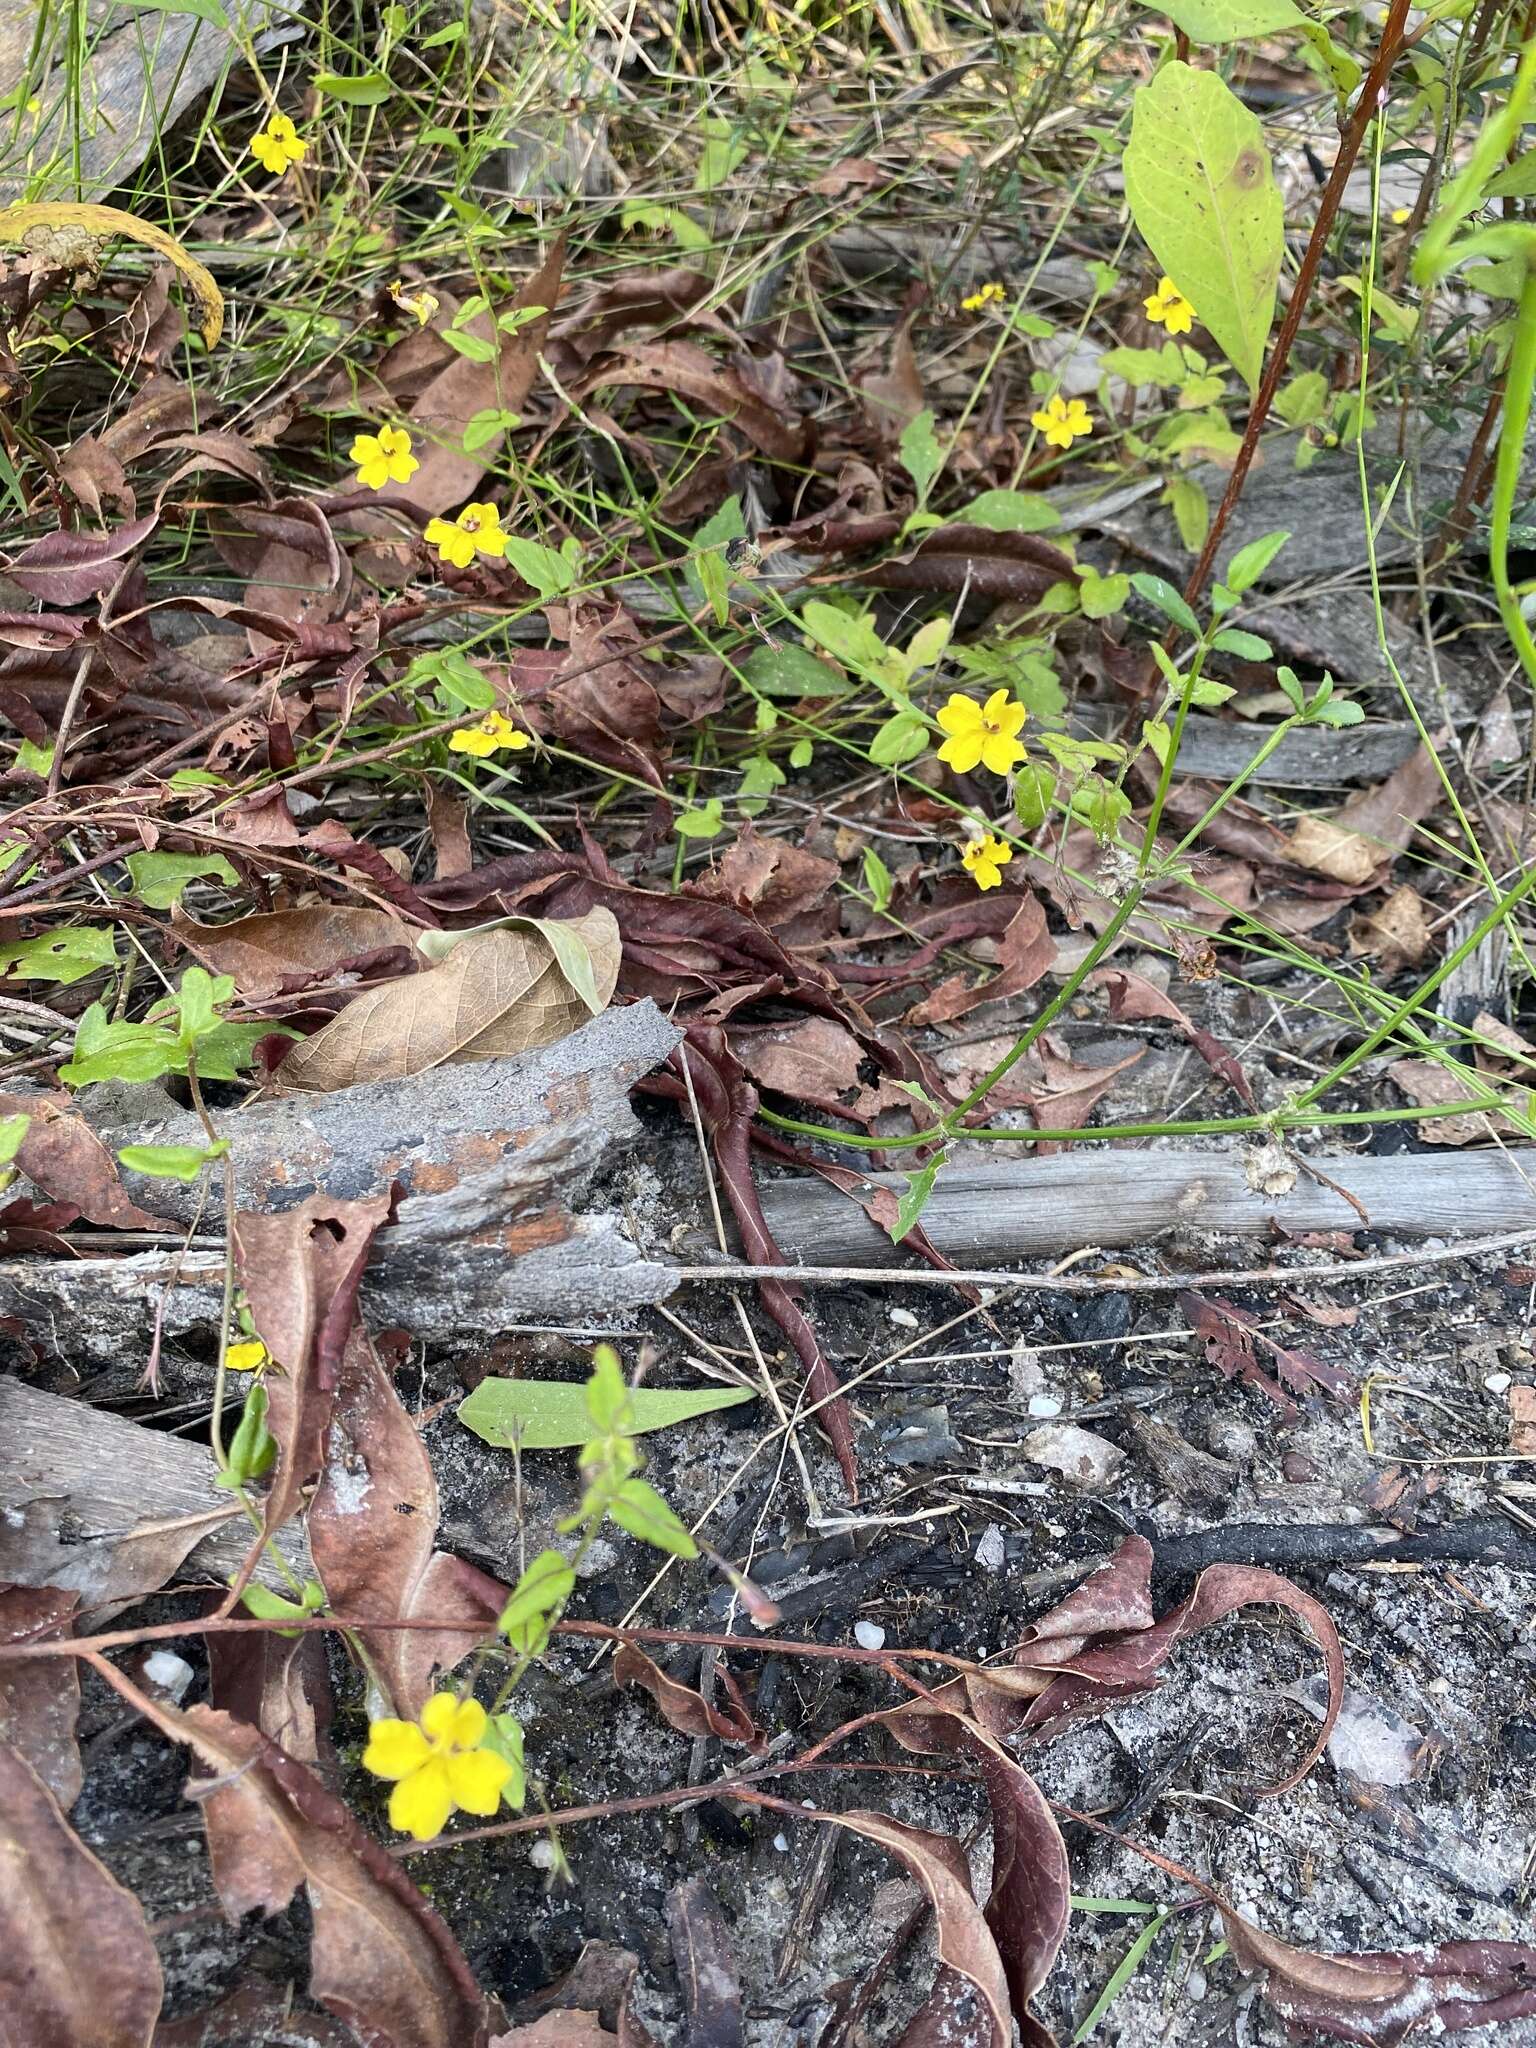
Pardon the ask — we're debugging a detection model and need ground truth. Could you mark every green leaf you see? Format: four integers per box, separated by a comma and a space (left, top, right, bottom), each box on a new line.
1014, 761, 1056, 831
891, 1150, 946, 1244
801, 601, 905, 693
124, 851, 238, 909
898, 409, 944, 502
955, 489, 1061, 533
173, 964, 227, 1043
863, 847, 894, 913
1078, 569, 1129, 620
675, 799, 724, 840
1134, 0, 1300, 41
1164, 475, 1209, 553
1129, 573, 1200, 635
412, 647, 498, 712
463, 407, 519, 452
1123, 62, 1283, 394
1224, 527, 1290, 592
740, 644, 853, 699
238, 1579, 325, 1631
1141, 717, 1172, 767
0, 925, 117, 986
1312, 698, 1364, 727
315, 70, 394, 103
868, 712, 929, 766
117, 1142, 225, 1182
1487, 150, 1536, 200
0, 1114, 29, 1167
737, 752, 785, 816
1273, 369, 1329, 427
1209, 627, 1272, 659
608, 1476, 698, 1559
483, 1714, 527, 1808
441, 328, 498, 363
585, 1345, 632, 1432
219, 1383, 277, 1490
458, 1376, 754, 1451
125, 0, 228, 21
59, 1007, 180, 1088
1275, 665, 1307, 713
498, 1549, 576, 1653
420, 19, 465, 45
503, 536, 576, 600
696, 547, 730, 627
789, 737, 813, 769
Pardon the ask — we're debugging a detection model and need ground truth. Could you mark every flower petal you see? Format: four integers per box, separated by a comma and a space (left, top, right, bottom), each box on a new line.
980, 732, 1026, 775
937, 731, 985, 774
390, 1760, 454, 1841
420, 1692, 464, 1743
447, 1696, 488, 1749
226, 1339, 267, 1372
363, 1719, 431, 1781
936, 694, 980, 737
445, 1749, 512, 1816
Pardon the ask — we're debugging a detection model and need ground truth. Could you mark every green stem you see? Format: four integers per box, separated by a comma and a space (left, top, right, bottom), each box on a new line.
1492, 259, 1536, 800
1138, 641, 1211, 872
1164, 716, 1299, 864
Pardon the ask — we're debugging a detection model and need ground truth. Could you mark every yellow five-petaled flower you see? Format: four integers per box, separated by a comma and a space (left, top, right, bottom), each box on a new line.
363, 1692, 513, 1842
425, 502, 507, 569
936, 688, 1029, 777
1030, 393, 1094, 452
350, 424, 419, 492
962, 832, 1013, 891
1143, 275, 1195, 337
250, 112, 307, 177
961, 281, 1007, 312
449, 710, 531, 759
226, 1338, 268, 1372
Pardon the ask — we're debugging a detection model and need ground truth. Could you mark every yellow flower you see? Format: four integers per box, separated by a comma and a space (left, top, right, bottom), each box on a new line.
935, 688, 1029, 776
389, 278, 440, 327
424, 502, 507, 569
1391, 206, 1412, 226
349, 424, 419, 492
962, 281, 1007, 312
363, 1692, 513, 1842
250, 112, 307, 177
1030, 393, 1094, 451
1143, 275, 1195, 336
226, 1339, 268, 1372
449, 710, 531, 758
962, 832, 1013, 891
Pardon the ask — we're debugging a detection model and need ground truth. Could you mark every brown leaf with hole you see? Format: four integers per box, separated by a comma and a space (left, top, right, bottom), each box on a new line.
405, 239, 565, 511
232, 1193, 395, 1541
1222, 1911, 1536, 2043
275, 911, 619, 1092
0, 1739, 163, 2046
0, 1586, 81, 1808
310, 1331, 506, 1718
1179, 1289, 1353, 1411
169, 1705, 494, 2046
735, 1016, 906, 1126
172, 904, 415, 1002
0, 1089, 172, 1230
613, 1646, 766, 1754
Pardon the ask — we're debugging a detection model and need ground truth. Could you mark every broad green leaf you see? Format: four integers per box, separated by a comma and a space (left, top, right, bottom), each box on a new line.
741, 644, 853, 699
463, 407, 519, 452
899, 409, 944, 501
675, 800, 724, 840
1141, 717, 1172, 767
1296, 19, 1361, 98
220, 1383, 276, 1490
863, 848, 894, 913
315, 70, 393, 103
901, 617, 951, 677
503, 536, 575, 600
737, 753, 785, 816
801, 602, 905, 693
1488, 151, 1536, 201
1210, 627, 1272, 659
1273, 369, 1329, 427
0, 1114, 28, 1166
117, 1142, 224, 1182
1275, 665, 1307, 713
1014, 762, 1056, 831
126, 0, 229, 21
442, 328, 498, 363
1130, 573, 1200, 635
0, 925, 117, 986
789, 737, 813, 768
124, 850, 238, 908
458, 1375, 754, 1451
1134, 0, 1300, 40
1164, 476, 1209, 552
609, 1476, 698, 1558
1224, 527, 1290, 592
955, 489, 1062, 533
868, 712, 929, 766
1078, 569, 1129, 620
1123, 63, 1283, 394
498, 1549, 575, 1653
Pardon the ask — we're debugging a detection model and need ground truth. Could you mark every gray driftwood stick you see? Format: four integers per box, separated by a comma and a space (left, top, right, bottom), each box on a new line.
745, 1148, 1536, 1267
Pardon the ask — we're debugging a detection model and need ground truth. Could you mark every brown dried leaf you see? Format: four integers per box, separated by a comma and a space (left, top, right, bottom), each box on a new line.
208, 1620, 332, 1765
1509, 1384, 1536, 1457
1386, 1059, 1510, 1146
58, 435, 135, 523
275, 912, 619, 1093
0, 1739, 163, 2045
172, 903, 414, 1002
427, 782, 473, 880
4, 513, 158, 605
613, 1646, 766, 1754
310, 1331, 505, 1718
693, 826, 839, 929
406, 240, 565, 511
577, 342, 810, 466
209, 498, 349, 645
906, 894, 1057, 1028
1348, 883, 1432, 973
1090, 966, 1254, 1107
1222, 1911, 1536, 2043
173, 1705, 494, 2046
506, 1942, 657, 2048
1179, 1289, 1353, 1410
0, 1089, 172, 1230
0, 1586, 81, 1807
1287, 745, 1443, 885
735, 1016, 904, 1125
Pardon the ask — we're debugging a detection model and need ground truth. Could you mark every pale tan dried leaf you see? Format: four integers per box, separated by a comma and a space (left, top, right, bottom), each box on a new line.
173, 904, 414, 1001
1386, 1059, 1513, 1146
1348, 884, 1432, 971
1288, 745, 1443, 885
275, 910, 619, 1093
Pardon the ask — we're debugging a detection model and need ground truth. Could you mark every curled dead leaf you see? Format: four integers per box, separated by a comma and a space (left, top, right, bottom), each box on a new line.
613, 1645, 766, 1753
275, 909, 619, 1092
1, 201, 223, 345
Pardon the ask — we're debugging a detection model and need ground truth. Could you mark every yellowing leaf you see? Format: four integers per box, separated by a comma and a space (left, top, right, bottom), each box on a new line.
458, 1375, 755, 1451
275, 909, 619, 1092
0, 203, 223, 348
1134, 0, 1301, 40
1123, 64, 1282, 395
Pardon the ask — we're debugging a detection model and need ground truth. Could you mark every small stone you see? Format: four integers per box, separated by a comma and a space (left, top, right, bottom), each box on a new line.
854, 1620, 887, 1651
889, 1307, 919, 1329
773, 1833, 790, 1852
1009, 1346, 1045, 1403
1027, 1393, 1062, 1418
1021, 1423, 1124, 1491
142, 1650, 195, 1700
1485, 1371, 1513, 1395
529, 1839, 560, 1870
974, 1523, 1007, 1572
1426, 1675, 1451, 1698
575, 1537, 618, 1580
